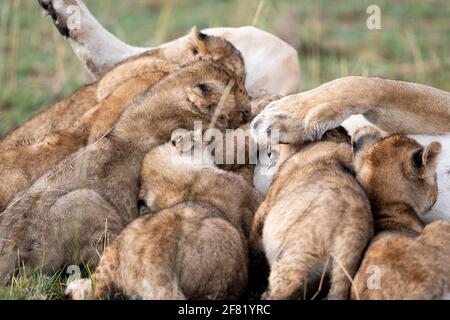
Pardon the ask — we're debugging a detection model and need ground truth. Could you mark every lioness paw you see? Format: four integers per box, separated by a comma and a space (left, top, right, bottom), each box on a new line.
251, 98, 305, 145
303, 102, 351, 140
251, 94, 350, 145
38, 0, 73, 38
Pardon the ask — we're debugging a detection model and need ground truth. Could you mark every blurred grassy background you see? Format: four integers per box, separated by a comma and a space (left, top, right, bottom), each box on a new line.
0, 0, 449, 136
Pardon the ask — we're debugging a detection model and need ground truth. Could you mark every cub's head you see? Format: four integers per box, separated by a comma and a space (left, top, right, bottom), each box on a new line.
353, 126, 441, 216
116, 61, 250, 145
165, 26, 246, 82
182, 61, 251, 129
139, 131, 217, 213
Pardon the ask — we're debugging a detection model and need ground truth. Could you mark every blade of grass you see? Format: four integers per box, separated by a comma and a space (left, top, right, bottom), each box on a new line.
252, 0, 265, 26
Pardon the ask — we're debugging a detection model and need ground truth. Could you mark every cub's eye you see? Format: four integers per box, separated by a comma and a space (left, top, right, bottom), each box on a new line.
192, 47, 199, 55
197, 83, 213, 96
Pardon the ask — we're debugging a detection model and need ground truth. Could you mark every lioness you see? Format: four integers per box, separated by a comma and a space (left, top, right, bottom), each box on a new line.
250, 129, 373, 300
349, 126, 450, 300
65, 133, 262, 300
0, 60, 250, 285
251, 76, 450, 221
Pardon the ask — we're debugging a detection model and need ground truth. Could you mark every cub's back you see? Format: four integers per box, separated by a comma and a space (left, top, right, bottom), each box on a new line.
353, 220, 450, 299
263, 142, 371, 258
268, 141, 368, 220
116, 201, 248, 299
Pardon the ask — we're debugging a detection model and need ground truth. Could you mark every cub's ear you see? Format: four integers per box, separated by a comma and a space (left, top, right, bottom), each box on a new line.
171, 130, 209, 159
189, 26, 208, 56
171, 130, 197, 153
352, 126, 385, 154
412, 141, 441, 176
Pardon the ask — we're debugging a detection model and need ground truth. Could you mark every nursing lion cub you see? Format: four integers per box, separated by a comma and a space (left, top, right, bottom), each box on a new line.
66, 134, 262, 300
0, 60, 250, 286
350, 127, 450, 300
250, 129, 373, 300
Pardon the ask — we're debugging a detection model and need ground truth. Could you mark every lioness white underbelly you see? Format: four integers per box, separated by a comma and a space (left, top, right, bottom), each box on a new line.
411, 134, 450, 222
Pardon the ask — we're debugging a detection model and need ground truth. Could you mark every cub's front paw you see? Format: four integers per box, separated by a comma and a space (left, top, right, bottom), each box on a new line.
65, 279, 94, 300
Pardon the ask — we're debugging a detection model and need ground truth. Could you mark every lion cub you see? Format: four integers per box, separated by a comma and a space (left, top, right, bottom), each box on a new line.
66, 134, 262, 300
0, 129, 87, 212
351, 127, 450, 300
250, 129, 373, 300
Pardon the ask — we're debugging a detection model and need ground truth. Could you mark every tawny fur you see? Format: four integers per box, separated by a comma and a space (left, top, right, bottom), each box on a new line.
0, 60, 250, 285
66, 139, 262, 300
0, 26, 245, 150
0, 28, 247, 210
350, 127, 450, 300
0, 59, 172, 210
188, 94, 282, 186
250, 131, 373, 300
0, 128, 87, 212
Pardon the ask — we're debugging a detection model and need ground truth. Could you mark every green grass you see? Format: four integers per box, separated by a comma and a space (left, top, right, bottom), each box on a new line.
0, 0, 449, 299
0, 268, 67, 300
0, 264, 102, 300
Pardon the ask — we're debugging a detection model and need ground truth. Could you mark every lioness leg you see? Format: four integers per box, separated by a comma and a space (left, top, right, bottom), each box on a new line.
252, 76, 450, 145
37, 0, 146, 79
37, 1, 300, 95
